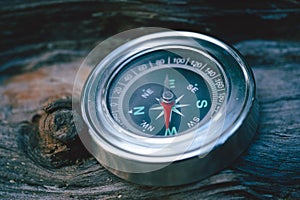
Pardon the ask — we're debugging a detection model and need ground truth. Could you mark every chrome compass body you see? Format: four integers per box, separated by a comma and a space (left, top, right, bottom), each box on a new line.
74, 28, 259, 186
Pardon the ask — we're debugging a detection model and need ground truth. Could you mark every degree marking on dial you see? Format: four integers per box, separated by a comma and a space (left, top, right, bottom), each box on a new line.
131, 69, 138, 75
200, 63, 207, 71
184, 57, 190, 65
148, 61, 153, 67
211, 74, 221, 80
117, 82, 126, 86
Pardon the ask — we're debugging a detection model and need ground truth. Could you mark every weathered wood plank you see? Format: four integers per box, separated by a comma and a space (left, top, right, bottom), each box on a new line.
0, 0, 299, 199
1, 40, 299, 199
1, 0, 299, 73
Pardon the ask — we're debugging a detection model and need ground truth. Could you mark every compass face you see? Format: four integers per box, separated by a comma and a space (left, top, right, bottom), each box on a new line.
106, 48, 227, 137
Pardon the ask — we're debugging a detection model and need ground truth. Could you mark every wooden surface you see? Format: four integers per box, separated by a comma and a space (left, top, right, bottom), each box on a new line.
0, 1, 299, 199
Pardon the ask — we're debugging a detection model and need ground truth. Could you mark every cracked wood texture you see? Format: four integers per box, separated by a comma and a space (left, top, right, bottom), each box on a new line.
0, 0, 299, 199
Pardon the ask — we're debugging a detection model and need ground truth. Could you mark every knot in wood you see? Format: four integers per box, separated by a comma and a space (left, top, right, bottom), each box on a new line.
29, 95, 90, 168
41, 97, 77, 143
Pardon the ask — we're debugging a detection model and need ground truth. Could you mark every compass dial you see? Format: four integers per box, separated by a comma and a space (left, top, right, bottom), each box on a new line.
107, 48, 226, 137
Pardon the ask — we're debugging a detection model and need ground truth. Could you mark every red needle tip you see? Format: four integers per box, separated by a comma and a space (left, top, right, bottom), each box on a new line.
160, 101, 174, 130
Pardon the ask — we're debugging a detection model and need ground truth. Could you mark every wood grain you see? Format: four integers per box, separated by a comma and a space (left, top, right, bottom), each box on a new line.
0, 1, 299, 199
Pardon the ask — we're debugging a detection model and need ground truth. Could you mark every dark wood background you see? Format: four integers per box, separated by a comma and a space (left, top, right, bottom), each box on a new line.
0, 0, 299, 199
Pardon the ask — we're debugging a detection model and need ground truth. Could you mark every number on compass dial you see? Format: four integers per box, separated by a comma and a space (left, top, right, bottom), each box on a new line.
108, 66, 212, 137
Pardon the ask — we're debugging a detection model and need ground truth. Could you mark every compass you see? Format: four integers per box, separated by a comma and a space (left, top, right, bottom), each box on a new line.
74, 28, 259, 186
